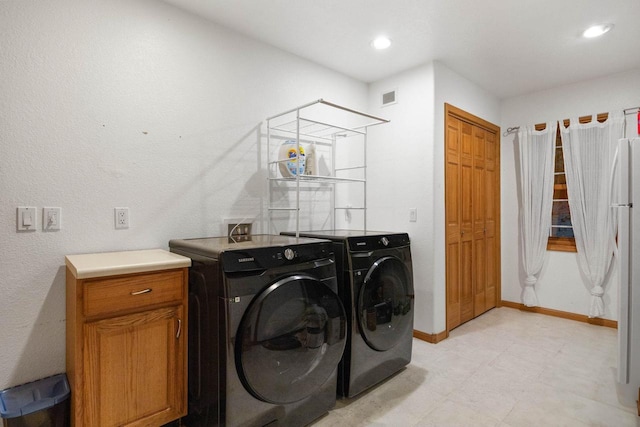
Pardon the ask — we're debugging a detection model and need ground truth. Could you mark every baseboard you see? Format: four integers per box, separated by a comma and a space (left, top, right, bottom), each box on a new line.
500, 300, 617, 329
413, 329, 448, 344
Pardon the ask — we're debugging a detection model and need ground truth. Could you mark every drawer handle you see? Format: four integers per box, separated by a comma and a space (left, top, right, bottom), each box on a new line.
176, 319, 182, 339
130, 288, 152, 296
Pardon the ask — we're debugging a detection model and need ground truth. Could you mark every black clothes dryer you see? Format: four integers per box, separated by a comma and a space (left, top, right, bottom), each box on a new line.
281, 230, 414, 398
169, 235, 346, 427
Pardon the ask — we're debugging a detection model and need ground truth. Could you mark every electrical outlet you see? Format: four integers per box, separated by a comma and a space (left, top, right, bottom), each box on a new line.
228, 222, 252, 236
227, 222, 252, 242
114, 207, 129, 229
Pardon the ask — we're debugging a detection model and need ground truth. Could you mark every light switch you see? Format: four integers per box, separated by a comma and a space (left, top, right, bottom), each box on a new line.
43, 207, 61, 231
409, 208, 417, 222
23, 212, 32, 226
17, 207, 37, 231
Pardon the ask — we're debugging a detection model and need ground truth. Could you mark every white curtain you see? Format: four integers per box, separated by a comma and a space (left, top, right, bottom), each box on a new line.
560, 112, 625, 317
516, 123, 556, 307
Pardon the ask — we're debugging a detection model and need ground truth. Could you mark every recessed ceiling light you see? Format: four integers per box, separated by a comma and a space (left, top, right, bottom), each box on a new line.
582, 24, 614, 38
371, 36, 391, 50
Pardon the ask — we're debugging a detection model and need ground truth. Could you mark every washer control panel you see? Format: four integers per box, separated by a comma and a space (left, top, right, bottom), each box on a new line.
219, 243, 333, 273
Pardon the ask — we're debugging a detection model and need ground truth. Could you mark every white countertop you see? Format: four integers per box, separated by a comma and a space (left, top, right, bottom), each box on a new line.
65, 249, 191, 279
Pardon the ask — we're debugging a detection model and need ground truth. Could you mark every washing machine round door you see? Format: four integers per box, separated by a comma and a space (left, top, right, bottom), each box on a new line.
236, 274, 346, 404
358, 256, 413, 351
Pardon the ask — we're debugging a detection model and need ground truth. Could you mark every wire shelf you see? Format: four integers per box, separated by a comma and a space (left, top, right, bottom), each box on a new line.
266, 99, 388, 234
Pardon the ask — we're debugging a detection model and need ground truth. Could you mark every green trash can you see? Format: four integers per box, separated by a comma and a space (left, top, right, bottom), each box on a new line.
0, 374, 70, 427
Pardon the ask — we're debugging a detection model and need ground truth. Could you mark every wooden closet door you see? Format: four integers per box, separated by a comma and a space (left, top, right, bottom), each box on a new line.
445, 116, 462, 329
471, 126, 499, 316
445, 117, 474, 329
484, 130, 498, 312
445, 104, 500, 333
460, 122, 474, 324
473, 127, 487, 317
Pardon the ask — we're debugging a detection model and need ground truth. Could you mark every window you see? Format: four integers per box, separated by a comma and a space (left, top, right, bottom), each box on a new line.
536, 113, 608, 252
549, 125, 575, 251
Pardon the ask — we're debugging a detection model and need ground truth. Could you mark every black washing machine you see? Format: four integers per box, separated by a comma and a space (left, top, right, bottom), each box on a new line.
169, 235, 346, 427
281, 230, 414, 398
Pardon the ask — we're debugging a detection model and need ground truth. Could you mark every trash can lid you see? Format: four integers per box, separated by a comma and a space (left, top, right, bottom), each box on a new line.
0, 373, 70, 419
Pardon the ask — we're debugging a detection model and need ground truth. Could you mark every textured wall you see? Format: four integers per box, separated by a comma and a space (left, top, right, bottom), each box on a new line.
0, 0, 367, 388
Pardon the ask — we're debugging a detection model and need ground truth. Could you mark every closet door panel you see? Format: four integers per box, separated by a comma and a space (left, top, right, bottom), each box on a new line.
447, 241, 461, 329
486, 234, 497, 310
460, 239, 473, 323
446, 117, 462, 329
460, 122, 474, 323
473, 128, 487, 316
484, 130, 498, 311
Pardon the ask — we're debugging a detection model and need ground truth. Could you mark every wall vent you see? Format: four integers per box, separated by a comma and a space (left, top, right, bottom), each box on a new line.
381, 90, 397, 106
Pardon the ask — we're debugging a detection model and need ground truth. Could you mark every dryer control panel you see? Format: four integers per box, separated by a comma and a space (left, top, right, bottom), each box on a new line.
346, 233, 409, 253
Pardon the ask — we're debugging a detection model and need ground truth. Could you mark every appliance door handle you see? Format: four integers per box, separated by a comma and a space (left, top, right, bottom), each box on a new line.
225, 268, 268, 277
608, 144, 621, 259
351, 251, 375, 258
314, 258, 335, 268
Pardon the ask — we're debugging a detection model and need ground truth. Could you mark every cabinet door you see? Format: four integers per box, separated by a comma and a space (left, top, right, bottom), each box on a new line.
83, 306, 185, 427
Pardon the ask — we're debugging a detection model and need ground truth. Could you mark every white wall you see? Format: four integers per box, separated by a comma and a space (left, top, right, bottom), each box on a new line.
367, 61, 499, 334
367, 63, 436, 333
500, 69, 640, 320
0, 0, 368, 389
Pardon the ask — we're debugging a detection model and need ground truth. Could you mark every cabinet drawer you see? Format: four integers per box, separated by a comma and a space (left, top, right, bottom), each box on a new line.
84, 270, 184, 317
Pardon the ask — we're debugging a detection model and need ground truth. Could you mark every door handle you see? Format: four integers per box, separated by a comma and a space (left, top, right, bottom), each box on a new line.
176, 319, 182, 339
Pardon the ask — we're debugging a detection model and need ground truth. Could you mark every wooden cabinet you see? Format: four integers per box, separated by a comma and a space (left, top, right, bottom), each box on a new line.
66, 250, 190, 427
445, 104, 500, 331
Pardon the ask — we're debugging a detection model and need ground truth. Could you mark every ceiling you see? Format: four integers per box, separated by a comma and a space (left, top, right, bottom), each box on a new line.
162, 0, 640, 99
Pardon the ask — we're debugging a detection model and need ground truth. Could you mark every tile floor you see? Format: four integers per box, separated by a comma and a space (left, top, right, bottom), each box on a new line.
311, 307, 639, 427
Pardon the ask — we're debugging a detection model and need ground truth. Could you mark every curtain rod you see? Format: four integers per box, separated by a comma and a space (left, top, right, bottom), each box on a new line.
503, 106, 640, 137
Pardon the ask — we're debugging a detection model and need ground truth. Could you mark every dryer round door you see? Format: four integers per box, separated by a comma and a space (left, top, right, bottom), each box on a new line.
235, 274, 346, 404
358, 256, 413, 351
